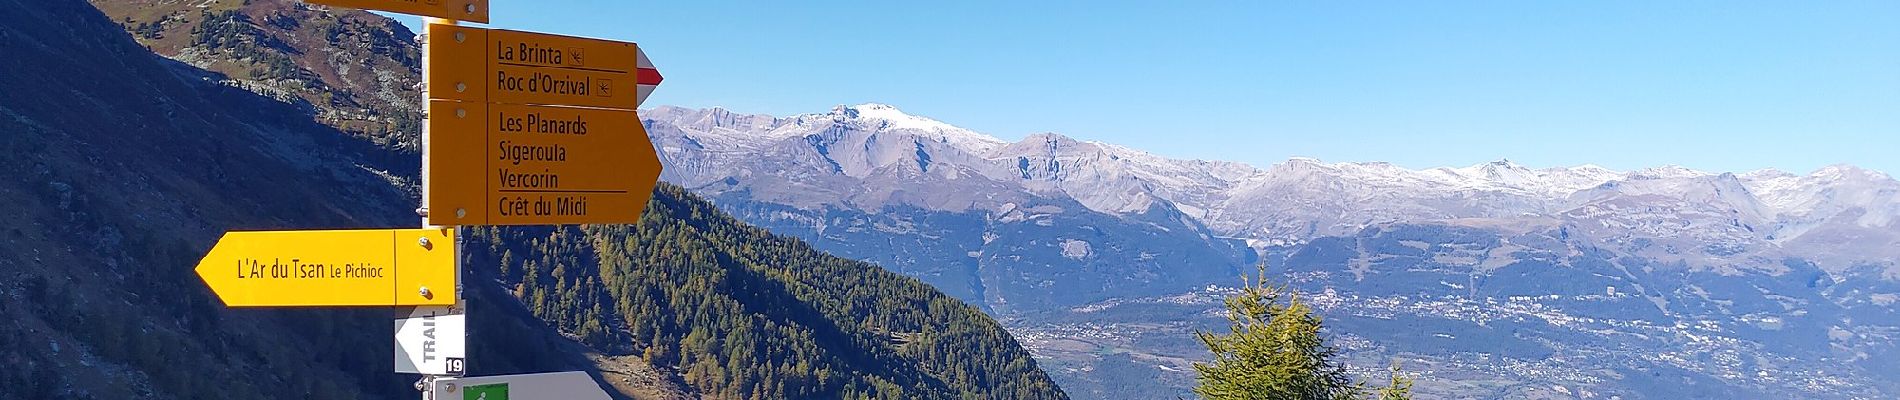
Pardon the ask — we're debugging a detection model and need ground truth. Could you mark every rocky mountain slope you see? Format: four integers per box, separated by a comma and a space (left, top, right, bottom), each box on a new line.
0, 0, 584, 397
92, 0, 423, 153
644, 104, 1900, 399
647, 105, 1256, 314
6, 0, 1070, 398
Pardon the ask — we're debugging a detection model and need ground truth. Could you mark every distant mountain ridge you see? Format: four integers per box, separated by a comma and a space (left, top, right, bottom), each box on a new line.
648, 104, 1258, 313
644, 103, 1900, 399
649, 103, 1897, 281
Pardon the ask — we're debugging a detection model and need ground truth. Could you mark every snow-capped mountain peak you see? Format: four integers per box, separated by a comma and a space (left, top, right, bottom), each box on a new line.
1571, 164, 1616, 174
1813, 164, 1893, 182
1459, 158, 1539, 188
824, 103, 1007, 152
645, 104, 1896, 267
1632, 164, 1711, 179
1737, 165, 1900, 230
1408, 159, 1619, 196
1480, 157, 1527, 171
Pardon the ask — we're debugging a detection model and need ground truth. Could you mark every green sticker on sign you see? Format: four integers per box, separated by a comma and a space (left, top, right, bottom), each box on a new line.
464, 383, 509, 400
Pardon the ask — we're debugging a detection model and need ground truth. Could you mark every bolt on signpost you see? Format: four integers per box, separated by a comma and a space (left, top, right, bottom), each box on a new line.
189, 1, 663, 398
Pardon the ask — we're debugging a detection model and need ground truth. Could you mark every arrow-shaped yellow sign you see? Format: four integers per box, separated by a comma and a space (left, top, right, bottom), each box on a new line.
423, 23, 666, 226
195, 228, 458, 307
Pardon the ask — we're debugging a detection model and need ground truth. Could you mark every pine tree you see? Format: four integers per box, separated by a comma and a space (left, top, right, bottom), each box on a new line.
1376, 362, 1414, 400
1192, 265, 1412, 400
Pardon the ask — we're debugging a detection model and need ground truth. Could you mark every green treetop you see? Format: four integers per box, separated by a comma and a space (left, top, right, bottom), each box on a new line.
1193, 266, 1413, 400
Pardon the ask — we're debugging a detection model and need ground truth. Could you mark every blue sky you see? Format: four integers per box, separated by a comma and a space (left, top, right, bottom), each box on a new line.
388, 1, 1899, 175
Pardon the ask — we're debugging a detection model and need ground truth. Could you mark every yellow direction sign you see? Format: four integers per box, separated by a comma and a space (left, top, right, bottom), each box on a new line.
195, 228, 458, 307
426, 101, 662, 226
427, 24, 661, 110
424, 23, 665, 226
302, 0, 489, 23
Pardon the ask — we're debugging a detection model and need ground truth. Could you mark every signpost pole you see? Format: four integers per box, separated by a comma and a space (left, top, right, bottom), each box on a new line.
420, 15, 458, 400
421, 15, 456, 228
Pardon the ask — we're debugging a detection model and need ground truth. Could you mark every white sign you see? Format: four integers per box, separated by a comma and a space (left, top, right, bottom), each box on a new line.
395, 305, 467, 375
431, 371, 611, 400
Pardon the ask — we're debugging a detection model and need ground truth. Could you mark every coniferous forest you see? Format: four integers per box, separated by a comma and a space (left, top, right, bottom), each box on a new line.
467, 184, 1068, 400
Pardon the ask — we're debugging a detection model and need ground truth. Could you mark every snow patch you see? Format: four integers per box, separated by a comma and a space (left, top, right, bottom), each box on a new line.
840, 103, 1006, 152
1872, 293, 1898, 306
1060, 239, 1093, 260
1829, 326, 1855, 341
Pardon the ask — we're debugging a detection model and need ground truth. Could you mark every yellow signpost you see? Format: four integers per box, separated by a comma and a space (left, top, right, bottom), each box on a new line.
424, 23, 665, 226
302, 0, 490, 23
194, 228, 458, 307
195, 0, 667, 389
489, 28, 666, 107
427, 25, 653, 110
425, 100, 662, 225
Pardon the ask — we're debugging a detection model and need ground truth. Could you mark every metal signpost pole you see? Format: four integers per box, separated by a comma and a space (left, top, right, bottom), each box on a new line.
420, 15, 456, 400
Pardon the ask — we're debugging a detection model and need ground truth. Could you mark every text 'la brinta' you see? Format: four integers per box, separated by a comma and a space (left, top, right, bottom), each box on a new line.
497, 40, 572, 66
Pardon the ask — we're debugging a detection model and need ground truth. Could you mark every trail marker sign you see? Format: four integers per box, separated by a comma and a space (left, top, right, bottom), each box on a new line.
395, 305, 468, 375
238, 4, 675, 395
424, 23, 665, 226
428, 25, 664, 110
194, 228, 457, 307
